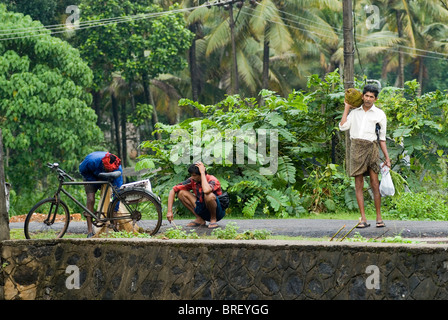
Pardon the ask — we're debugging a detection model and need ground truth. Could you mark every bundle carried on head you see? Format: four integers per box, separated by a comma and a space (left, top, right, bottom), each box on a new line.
345, 88, 363, 108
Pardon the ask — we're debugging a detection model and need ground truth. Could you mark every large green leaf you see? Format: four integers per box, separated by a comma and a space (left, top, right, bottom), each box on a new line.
344, 189, 358, 211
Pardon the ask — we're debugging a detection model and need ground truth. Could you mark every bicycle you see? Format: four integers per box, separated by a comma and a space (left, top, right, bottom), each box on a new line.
24, 162, 162, 239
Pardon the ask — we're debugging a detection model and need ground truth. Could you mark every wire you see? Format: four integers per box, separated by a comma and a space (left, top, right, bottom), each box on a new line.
264, 1, 448, 58
245, 2, 448, 61
241, 8, 448, 62
246, 0, 448, 59
241, 8, 338, 41
253, 1, 344, 33
1, 0, 447, 62
0, 3, 211, 41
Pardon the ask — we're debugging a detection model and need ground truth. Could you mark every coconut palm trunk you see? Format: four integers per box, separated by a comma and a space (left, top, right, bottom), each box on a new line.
343, 0, 354, 176
396, 11, 405, 88
228, 4, 239, 94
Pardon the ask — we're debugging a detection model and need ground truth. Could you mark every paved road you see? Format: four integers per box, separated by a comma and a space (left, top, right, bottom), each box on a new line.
10, 218, 448, 240
160, 219, 448, 239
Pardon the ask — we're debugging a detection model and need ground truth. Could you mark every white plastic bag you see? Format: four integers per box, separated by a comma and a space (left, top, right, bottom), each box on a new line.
379, 163, 395, 197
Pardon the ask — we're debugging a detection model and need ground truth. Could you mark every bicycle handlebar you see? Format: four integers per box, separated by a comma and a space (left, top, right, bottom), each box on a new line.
47, 162, 75, 181
47, 162, 57, 168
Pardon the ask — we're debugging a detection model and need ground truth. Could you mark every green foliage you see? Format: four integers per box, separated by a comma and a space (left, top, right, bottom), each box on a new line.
128, 103, 153, 127
164, 226, 200, 239
0, 0, 80, 27
0, 5, 103, 192
344, 189, 359, 211
384, 192, 448, 221
389, 170, 408, 198
133, 69, 448, 220
211, 222, 240, 239
70, 0, 195, 162
302, 163, 349, 212
236, 229, 271, 240
9, 182, 100, 217
76, 0, 194, 88
211, 222, 271, 240
347, 232, 420, 244
1, 0, 58, 26
8, 188, 48, 216
378, 81, 448, 176
139, 87, 333, 218
100, 230, 152, 239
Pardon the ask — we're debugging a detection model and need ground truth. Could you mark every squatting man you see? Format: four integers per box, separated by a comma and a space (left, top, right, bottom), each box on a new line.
166, 161, 225, 229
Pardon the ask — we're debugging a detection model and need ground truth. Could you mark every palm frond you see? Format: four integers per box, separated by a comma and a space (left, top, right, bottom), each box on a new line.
204, 12, 231, 57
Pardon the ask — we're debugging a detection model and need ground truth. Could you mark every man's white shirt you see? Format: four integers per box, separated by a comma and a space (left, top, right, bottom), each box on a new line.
339, 104, 387, 142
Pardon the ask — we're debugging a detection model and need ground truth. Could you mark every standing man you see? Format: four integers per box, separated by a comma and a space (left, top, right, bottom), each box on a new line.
79, 151, 123, 237
167, 162, 225, 229
339, 85, 391, 228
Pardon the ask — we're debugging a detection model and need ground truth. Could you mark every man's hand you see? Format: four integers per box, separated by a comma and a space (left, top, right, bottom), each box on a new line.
167, 189, 176, 223
195, 161, 212, 195
195, 161, 206, 175
167, 210, 174, 223
382, 158, 391, 169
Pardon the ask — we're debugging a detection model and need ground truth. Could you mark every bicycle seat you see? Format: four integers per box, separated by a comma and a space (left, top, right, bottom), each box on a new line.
98, 171, 122, 181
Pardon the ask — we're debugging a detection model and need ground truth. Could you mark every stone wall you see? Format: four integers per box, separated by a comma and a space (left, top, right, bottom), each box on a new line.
1, 239, 448, 300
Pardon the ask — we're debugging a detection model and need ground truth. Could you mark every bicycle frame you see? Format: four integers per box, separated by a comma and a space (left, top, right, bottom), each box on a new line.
23, 162, 165, 239
54, 179, 130, 225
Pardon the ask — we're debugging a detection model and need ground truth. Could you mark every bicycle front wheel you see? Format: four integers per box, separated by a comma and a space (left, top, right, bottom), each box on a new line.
109, 189, 162, 236
24, 198, 70, 239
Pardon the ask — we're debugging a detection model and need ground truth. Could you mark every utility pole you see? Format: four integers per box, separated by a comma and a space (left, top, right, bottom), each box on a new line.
227, 3, 239, 95
212, 0, 244, 95
342, 0, 355, 177
342, 0, 355, 89
208, 0, 256, 94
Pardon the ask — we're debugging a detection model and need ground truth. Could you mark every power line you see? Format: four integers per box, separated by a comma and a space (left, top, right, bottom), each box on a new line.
270, 2, 448, 58
241, 8, 448, 62
245, 2, 448, 61
0, 7, 200, 39
246, 0, 448, 60
0, 4, 210, 41
0, 0, 447, 61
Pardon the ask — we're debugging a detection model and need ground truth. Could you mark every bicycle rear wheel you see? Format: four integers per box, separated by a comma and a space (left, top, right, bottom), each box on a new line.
24, 198, 70, 239
108, 189, 162, 236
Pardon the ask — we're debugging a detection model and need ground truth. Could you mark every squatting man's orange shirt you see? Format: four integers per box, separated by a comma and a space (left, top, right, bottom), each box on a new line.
173, 175, 222, 203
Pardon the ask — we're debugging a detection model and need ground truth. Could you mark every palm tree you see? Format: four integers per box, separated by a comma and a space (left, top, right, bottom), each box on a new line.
105, 73, 146, 166
348, 1, 405, 83
283, 1, 401, 86
356, 0, 414, 87
150, 0, 448, 111
155, 0, 342, 102
406, 1, 448, 95
183, 3, 220, 103
246, 0, 294, 90
202, 0, 347, 96
371, 0, 448, 89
